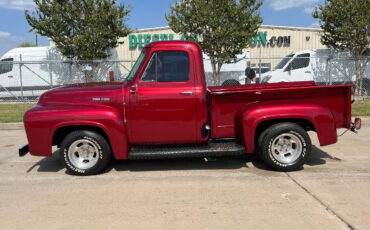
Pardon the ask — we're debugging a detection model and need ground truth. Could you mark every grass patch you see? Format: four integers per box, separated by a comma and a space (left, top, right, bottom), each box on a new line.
352, 99, 370, 116
0, 103, 35, 123
0, 100, 369, 123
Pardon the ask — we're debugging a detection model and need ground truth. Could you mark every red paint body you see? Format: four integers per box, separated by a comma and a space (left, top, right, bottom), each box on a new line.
23, 41, 354, 159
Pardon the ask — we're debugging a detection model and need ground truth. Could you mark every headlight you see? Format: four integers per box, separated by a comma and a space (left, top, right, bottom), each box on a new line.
261, 75, 272, 83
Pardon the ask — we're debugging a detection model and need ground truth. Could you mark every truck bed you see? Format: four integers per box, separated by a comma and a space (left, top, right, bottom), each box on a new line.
208, 81, 352, 139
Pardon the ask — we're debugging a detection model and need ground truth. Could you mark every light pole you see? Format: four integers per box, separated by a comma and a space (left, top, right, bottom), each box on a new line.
29, 28, 38, 47
35, 33, 38, 47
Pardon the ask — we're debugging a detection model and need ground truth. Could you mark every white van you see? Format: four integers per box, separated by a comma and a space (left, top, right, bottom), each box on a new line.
0, 47, 122, 100
0, 47, 55, 100
260, 49, 363, 84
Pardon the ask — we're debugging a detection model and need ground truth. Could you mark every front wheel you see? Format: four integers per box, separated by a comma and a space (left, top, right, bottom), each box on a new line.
60, 130, 111, 175
259, 123, 311, 171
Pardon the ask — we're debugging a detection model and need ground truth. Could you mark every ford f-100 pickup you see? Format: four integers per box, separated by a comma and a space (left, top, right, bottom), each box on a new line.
19, 41, 361, 175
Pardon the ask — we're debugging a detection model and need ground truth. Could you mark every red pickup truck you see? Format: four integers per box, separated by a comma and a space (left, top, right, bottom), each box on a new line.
19, 41, 361, 175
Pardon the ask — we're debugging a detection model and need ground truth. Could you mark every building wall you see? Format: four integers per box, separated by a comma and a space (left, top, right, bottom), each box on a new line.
50, 25, 327, 73
246, 25, 326, 69
114, 25, 326, 72
116, 26, 178, 72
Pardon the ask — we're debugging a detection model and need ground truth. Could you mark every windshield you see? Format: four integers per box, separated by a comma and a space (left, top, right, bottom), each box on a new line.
127, 50, 146, 81
274, 54, 294, 70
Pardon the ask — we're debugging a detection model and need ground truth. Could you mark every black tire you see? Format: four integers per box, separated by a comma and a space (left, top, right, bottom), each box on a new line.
60, 130, 111, 176
258, 123, 311, 171
222, 79, 241, 86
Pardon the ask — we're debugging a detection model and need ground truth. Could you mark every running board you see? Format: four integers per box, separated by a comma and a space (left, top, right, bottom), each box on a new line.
128, 141, 246, 160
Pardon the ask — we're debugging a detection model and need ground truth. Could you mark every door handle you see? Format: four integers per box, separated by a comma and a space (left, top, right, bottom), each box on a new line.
130, 84, 137, 94
305, 71, 311, 74
8, 75, 13, 78
180, 91, 194, 96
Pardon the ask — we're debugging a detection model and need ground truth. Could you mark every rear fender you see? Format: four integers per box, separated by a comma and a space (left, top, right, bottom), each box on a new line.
235, 100, 337, 153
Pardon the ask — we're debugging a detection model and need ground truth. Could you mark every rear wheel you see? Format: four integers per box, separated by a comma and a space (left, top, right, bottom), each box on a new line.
259, 123, 311, 171
60, 130, 111, 176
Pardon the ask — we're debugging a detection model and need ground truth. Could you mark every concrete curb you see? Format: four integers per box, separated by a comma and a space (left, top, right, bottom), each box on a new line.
0, 123, 24, 130
358, 116, 370, 127
0, 117, 369, 130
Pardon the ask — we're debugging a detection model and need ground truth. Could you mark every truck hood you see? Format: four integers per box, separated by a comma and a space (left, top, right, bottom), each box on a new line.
259, 69, 283, 83
261, 69, 282, 77
57, 81, 124, 89
38, 81, 125, 106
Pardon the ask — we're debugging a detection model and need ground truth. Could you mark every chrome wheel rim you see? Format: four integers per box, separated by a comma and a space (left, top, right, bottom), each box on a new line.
271, 133, 302, 164
68, 139, 99, 170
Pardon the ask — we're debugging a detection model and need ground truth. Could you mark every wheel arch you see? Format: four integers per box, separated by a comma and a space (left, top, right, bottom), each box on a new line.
51, 122, 129, 160
235, 100, 337, 153
255, 118, 315, 146
53, 125, 110, 147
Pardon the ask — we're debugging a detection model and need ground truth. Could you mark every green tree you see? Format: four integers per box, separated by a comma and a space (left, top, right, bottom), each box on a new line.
313, 0, 370, 95
166, 0, 262, 86
25, 0, 131, 82
18, 42, 36, 47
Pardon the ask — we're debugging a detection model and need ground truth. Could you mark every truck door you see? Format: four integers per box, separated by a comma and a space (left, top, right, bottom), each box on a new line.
127, 50, 197, 145
284, 53, 312, 82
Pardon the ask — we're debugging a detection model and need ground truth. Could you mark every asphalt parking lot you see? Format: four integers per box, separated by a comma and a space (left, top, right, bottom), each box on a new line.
0, 126, 369, 230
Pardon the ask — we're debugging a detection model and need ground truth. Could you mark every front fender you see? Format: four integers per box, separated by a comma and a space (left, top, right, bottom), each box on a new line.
235, 100, 337, 153
24, 104, 129, 159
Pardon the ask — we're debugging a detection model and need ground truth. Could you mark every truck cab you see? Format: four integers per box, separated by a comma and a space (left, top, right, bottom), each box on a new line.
124, 41, 209, 145
261, 50, 313, 83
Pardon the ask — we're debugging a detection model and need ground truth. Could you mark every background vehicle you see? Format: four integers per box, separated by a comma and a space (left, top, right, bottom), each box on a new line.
20, 41, 360, 176
203, 53, 250, 86
0, 47, 122, 100
260, 49, 369, 88
0, 47, 56, 100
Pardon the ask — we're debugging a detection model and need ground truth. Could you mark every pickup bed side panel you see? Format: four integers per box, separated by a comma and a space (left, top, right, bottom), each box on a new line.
24, 105, 129, 159
234, 100, 337, 153
209, 84, 352, 139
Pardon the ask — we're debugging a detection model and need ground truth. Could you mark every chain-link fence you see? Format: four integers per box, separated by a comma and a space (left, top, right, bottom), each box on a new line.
0, 59, 134, 102
0, 53, 369, 104
204, 54, 369, 98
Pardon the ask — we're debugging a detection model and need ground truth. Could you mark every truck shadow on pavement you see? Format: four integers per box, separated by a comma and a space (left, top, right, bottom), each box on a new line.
305, 146, 341, 166
26, 145, 340, 174
26, 151, 64, 173
109, 155, 257, 172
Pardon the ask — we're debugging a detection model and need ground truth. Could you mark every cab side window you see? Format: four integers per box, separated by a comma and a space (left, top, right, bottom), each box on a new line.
0, 58, 13, 74
285, 53, 310, 71
141, 51, 189, 82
